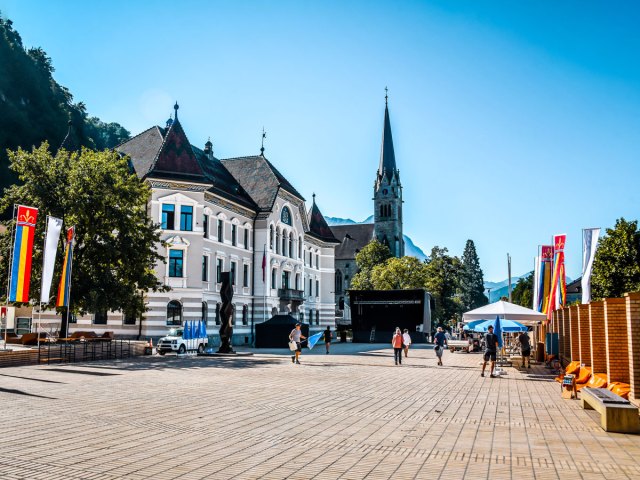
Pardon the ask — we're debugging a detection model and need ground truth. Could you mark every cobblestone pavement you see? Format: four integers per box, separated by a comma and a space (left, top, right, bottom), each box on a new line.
1, 343, 639, 480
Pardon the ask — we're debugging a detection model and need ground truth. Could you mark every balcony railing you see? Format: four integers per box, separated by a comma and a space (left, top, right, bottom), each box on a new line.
278, 288, 305, 302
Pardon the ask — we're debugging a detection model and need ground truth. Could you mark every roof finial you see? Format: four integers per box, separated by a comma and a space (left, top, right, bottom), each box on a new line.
174, 101, 179, 121
385, 86, 388, 106
312, 192, 316, 203
260, 127, 266, 156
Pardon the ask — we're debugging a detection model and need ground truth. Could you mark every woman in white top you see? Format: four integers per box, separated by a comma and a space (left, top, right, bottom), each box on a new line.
402, 329, 412, 358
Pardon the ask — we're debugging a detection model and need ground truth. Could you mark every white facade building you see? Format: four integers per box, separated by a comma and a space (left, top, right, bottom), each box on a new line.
60, 109, 339, 344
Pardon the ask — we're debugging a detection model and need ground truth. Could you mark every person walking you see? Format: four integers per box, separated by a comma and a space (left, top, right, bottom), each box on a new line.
481, 325, 500, 377
289, 323, 306, 365
402, 329, 412, 358
324, 326, 333, 354
433, 326, 447, 366
392, 327, 403, 365
518, 330, 531, 369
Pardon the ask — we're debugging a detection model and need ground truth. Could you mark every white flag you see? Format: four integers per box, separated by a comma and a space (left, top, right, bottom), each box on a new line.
532, 255, 540, 311
581, 228, 600, 304
40, 216, 63, 304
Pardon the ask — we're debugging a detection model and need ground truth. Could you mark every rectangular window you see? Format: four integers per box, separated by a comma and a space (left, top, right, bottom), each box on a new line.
243, 264, 249, 287
271, 269, 277, 289
169, 250, 184, 277
203, 214, 209, 239
94, 310, 107, 325
232, 225, 237, 246
217, 258, 223, 283
161, 204, 175, 230
316, 280, 319, 297
217, 219, 223, 242
244, 228, 249, 249
231, 262, 236, 285
282, 271, 290, 290
202, 255, 208, 281
180, 205, 193, 231
123, 311, 137, 325
316, 254, 319, 269
309, 278, 313, 297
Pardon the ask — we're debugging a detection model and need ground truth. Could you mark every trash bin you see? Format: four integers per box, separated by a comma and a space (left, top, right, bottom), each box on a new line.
536, 342, 545, 362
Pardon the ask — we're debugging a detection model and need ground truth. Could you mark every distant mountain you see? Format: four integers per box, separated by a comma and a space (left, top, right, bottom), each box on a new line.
484, 272, 572, 303
325, 215, 427, 261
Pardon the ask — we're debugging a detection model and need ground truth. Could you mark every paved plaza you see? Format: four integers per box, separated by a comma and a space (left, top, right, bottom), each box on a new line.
1, 344, 640, 480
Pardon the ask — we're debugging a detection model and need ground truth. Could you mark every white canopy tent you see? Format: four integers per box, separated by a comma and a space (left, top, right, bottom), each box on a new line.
462, 301, 546, 326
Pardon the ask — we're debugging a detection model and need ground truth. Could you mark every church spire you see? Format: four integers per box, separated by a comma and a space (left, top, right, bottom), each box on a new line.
378, 91, 397, 182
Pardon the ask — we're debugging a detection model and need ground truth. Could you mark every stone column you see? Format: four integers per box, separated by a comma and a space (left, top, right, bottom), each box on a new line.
588, 301, 606, 373
625, 292, 640, 404
578, 304, 591, 366
568, 305, 580, 361
604, 297, 629, 383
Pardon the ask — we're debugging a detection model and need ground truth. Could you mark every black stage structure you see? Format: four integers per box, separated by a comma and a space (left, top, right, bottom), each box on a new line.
349, 289, 432, 343
255, 314, 309, 348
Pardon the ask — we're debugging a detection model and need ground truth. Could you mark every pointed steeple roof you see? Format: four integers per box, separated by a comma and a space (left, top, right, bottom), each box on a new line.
378, 100, 397, 181
307, 194, 340, 244
149, 119, 207, 182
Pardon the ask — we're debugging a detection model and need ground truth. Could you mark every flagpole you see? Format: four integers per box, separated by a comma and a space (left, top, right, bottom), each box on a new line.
64, 240, 74, 337
3, 204, 17, 350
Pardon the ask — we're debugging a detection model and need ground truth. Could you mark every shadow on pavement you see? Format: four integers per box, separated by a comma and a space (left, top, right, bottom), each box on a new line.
0, 387, 56, 399
0, 373, 66, 384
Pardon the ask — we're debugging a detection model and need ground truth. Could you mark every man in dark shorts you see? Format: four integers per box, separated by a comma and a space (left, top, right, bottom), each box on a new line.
289, 324, 306, 365
324, 326, 332, 354
481, 325, 500, 378
433, 326, 448, 366
518, 330, 531, 368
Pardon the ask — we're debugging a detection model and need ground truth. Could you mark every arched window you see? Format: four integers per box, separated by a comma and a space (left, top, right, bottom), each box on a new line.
276, 229, 281, 254
202, 301, 208, 322
167, 300, 182, 326
271, 268, 277, 289
295, 273, 300, 291
335, 271, 343, 295
215, 303, 221, 325
269, 225, 274, 250
380, 205, 384, 218
282, 231, 287, 256
281, 206, 292, 226
242, 305, 249, 325
298, 236, 303, 258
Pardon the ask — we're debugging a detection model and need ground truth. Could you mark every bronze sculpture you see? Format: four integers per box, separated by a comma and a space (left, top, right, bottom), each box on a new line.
217, 272, 235, 353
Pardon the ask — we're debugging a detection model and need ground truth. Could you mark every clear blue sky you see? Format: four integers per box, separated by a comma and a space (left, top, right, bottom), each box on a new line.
3, 0, 639, 282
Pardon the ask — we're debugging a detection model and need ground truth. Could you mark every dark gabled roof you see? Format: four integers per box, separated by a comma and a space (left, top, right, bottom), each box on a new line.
378, 103, 397, 181
191, 147, 258, 211
330, 224, 375, 260
220, 155, 304, 211
150, 120, 207, 181
566, 277, 582, 294
307, 199, 340, 244
117, 126, 166, 178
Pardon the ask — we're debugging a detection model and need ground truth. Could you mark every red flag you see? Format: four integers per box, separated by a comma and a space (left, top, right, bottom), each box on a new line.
262, 245, 266, 283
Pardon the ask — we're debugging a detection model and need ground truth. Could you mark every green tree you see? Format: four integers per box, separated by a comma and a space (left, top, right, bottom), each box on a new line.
0, 144, 166, 333
370, 256, 429, 290
350, 239, 392, 289
424, 246, 463, 327
591, 218, 640, 299
459, 239, 488, 310
511, 272, 533, 308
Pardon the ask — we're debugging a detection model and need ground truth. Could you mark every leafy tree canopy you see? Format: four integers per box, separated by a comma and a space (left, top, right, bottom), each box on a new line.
459, 239, 488, 311
370, 256, 429, 290
0, 144, 166, 321
350, 239, 392, 290
511, 272, 533, 308
424, 246, 463, 327
591, 217, 640, 299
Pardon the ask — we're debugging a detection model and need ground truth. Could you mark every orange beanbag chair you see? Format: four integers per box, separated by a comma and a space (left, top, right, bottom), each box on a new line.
576, 373, 607, 391
575, 367, 592, 385
608, 382, 631, 400
555, 361, 581, 382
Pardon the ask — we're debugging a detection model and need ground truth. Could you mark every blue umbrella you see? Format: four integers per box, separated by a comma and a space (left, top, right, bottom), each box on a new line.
493, 315, 504, 348
472, 319, 527, 333
464, 319, 488, 331
183, 321, 190, 340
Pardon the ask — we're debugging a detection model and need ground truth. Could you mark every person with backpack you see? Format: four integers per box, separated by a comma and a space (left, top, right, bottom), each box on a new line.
433, 326, 447, 366
481, 325, 500, 377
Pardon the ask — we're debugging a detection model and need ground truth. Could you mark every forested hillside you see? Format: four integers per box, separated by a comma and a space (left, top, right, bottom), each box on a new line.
0, 13, 130, 211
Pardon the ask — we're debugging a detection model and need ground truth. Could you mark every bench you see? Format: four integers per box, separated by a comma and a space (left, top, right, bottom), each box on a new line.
581, 387, 640, 433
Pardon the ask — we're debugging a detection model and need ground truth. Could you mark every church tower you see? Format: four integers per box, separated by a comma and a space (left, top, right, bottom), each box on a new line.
373, 92, 404, 257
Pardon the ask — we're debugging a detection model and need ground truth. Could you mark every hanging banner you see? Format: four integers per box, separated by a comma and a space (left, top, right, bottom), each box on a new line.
56, 227, 75, 307
532, 256, 540, 311
40, 216, 63, 304
546, 234, 566, 319
538, 245, 553, 313
8, 205, 39, 303
581, 228, 601, 304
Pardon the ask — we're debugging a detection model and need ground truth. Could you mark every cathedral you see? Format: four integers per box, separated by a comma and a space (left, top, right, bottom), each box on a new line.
330, 95, 404, 320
